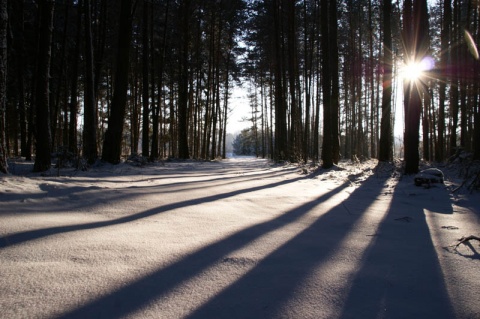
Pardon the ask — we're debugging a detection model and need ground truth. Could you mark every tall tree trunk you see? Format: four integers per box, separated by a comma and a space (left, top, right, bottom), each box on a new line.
273, 0, 287, 161
151, 0, 169, 161
303, 0, 313, 162
83, 0, 97, 164
142, 0, 149, 158
329, 0, 340, 164
320, 0, 333, 168
101, 0, 133, 164
93, 0, 106, 101
12, 0, 27, 157
177, 0, 191, 159
69, 0, 82, 154
368, 0, 375, 158
0, 0, 7, 173
287, 0, 299, 160
474, 93, 480, 160
33, 0, 55, 172
403, 0, 429, 174
422, 93, 431, 160
449, 0, 460, 156
379, 0, 393, 161
50, 3, 69, 151
437, 0, 451, 161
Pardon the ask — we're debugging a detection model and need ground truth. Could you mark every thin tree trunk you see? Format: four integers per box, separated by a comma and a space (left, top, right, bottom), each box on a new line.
177, 0, 191, 159
320, 0, 333, 168
287, 0, 299, 160
142, 0, 149, 158
272, 0, 287, 161
437, 0, 451, 161
449, 0, 460, 156
83, 0, 97, 164
328, 0, 340, 164
151, 0, 169, 161
69, 0, 82, 154
93, 0, 106, 99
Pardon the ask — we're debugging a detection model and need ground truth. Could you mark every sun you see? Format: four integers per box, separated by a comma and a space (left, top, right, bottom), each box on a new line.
400, 61, 424, 81
400, 56, 435, 82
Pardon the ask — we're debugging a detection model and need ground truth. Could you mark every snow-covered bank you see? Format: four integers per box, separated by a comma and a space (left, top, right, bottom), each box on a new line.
1, 158, 479, 318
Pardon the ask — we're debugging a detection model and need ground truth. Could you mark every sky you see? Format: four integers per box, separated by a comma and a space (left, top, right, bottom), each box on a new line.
227, 85, 251, 135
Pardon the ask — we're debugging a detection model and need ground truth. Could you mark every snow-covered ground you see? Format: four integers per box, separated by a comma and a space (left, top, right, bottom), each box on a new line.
1, 157, 479, 319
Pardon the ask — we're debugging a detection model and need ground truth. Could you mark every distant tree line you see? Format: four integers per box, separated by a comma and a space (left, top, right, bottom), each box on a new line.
0, 0, 479, 174
233, 128, 259, 156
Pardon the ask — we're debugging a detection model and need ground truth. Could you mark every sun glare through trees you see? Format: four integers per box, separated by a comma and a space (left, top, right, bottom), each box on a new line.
399, 57, 435, 83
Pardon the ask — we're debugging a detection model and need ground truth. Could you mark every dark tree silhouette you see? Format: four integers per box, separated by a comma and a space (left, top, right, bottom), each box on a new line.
320, 0, 333, 168
33, 0, 55, 172
83, 0, 97, 164
177, 0, 191, 159
403, 0, 430, 175
101, 0, 133, 164
379, 0, 393, 162
436, 0, 451, 161
0, 0, 7, 173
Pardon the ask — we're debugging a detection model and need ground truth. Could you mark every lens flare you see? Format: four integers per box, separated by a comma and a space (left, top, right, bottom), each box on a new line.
400, 56, 434, 82
464, 30, 479, 60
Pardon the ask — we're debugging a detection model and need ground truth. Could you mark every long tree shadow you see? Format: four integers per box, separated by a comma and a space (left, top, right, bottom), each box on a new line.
338, 182, 455, 318
0, 163, 296, 215
0, 172, 306, 249
185, 174, 389, 319
54, 181, 353, 319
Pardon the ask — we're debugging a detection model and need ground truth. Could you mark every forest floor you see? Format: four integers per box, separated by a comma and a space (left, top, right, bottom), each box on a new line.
1, 156, 479, 319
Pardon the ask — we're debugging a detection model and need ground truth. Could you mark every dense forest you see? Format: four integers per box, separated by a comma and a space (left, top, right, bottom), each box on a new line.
0, 0, 479, 174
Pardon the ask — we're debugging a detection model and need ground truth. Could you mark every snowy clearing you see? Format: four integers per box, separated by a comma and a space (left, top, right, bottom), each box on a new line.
1, 157, 479, 319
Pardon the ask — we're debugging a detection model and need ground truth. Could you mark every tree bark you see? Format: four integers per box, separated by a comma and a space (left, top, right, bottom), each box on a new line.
101, 0, 133, 164
177, 0, 191, 159
83, 0, 97, 164
320, 0, 333, 168
273, 0, 288, 161
329, 0, 340, 164
12, 0, 27, 158
437, 0, 451, 161
142, 0, 149, 158
403, 0, 429, 174
33, 0, 55, 172
379, 0, 393, 162
69, 0, 82, 154
0, 0, 7, 173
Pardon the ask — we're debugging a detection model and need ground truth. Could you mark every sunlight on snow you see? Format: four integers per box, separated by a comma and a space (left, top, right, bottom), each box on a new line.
128, 181, 350, 318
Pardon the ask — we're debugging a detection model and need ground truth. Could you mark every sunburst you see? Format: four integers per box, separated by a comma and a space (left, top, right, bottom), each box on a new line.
399, 56, 435, 83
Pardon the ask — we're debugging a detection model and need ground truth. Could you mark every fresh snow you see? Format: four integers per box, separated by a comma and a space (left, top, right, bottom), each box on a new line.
1, 157, 479, 319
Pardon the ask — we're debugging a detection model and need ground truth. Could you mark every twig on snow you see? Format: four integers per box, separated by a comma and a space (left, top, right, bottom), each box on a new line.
451, 235, 480, 248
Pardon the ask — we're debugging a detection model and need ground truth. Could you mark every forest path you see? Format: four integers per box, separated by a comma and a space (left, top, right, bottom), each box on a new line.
0, 157, 479, 318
